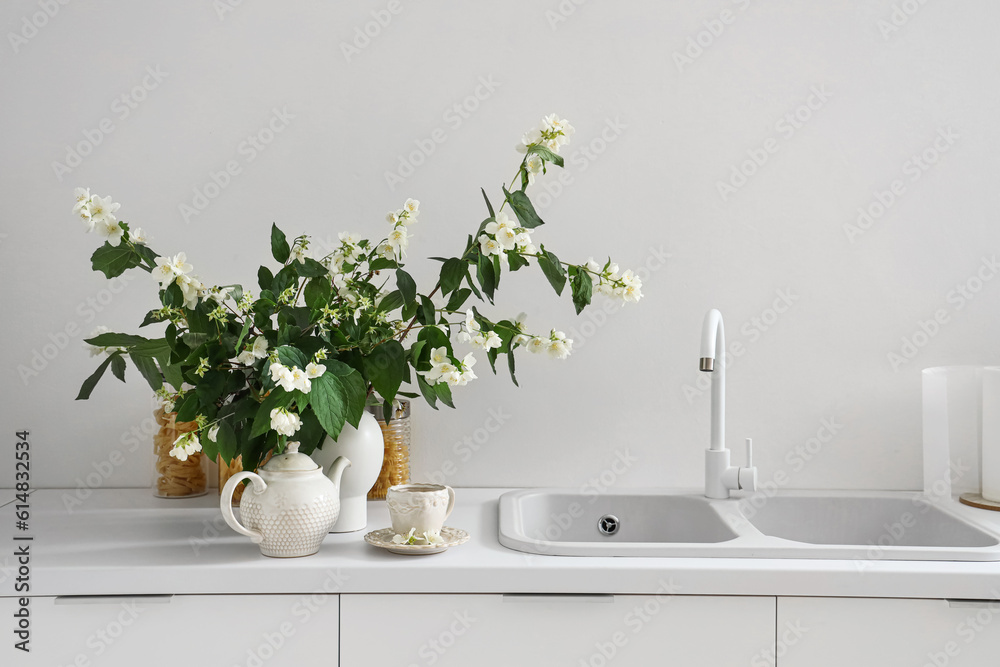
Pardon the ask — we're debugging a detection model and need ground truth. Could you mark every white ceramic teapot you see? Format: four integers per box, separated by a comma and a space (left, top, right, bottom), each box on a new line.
220, 442, 351, 558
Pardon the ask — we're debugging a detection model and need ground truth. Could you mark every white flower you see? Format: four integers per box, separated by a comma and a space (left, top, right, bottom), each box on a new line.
393, 528, 417, 545
485, 213, 519, 251
404, 198, 420, 215
87, 195, 120, 227
472, 330, 502, 350
387, 227, 409, 256
129, 227, 147, 245
170, 252, 194, 276
525, 154, 544, 185
169, 432, 202, 461
305, 362, 326, 379
517, 127, 542, 153
376, 241, 395, 260
208, 425, 220, 442
478, 234, 502, 257
275, 366, 297, 392
269, 408, 302, 437
548, 332, 573, 360
73, 187, 91, 212
586, 257, 602, 274
527, 337, 551, 355
269, 362, 288, 383
288, 366, 311, 393
423, 531, 444, 545
96, 218, 124, 246
86, 325, 111, 357
152, 258, 175, 289
251, 336, 269, 359
237, 350, 257, 365
430, 346, 449, 365
386, 211, 400, 225
176, 274, 202, 309
290, 242, 310, 264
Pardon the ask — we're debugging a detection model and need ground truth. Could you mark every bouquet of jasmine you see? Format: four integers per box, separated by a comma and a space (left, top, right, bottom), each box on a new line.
74, 115, 644, 472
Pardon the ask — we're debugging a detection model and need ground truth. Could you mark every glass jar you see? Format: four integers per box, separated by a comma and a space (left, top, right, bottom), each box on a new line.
152, 408, 209, 498
367, 400, 411, 500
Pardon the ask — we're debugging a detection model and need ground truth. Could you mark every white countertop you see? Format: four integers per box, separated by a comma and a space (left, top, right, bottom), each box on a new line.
6, 489, 1000, 599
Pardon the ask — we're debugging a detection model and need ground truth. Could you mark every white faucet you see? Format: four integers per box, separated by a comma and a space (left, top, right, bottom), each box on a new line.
699, 308, 758, 499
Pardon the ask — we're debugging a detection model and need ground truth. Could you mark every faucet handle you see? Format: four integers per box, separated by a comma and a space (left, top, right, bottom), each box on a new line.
738, 438, 758, 492
745, 438, 753, 468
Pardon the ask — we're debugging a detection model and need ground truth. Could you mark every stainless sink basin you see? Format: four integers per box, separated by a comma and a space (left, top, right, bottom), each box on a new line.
498, 489, 1000, 560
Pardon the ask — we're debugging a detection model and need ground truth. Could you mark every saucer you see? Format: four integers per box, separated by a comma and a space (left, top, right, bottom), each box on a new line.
363, 526, 470, 555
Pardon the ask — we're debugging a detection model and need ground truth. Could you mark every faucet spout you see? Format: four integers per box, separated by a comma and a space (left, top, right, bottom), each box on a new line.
699, 308, 757, 499
699, 308, 725, 452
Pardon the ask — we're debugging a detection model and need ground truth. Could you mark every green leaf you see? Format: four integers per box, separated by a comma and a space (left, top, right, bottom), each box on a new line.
162, 363, 184, 392
569, 266, 594, 315
139, 310, 160, 328
129, 352, 163, 391
527, 144, 565, 167
304, 278, 332, 311
476, 253, 497, 303
90, 243, 141, 279
537, 246, 567, 296
234, 318, 252, 353
378, 290, 404, 313
76, 353, 118, 400
295, 257, 329, 278
364, 341, 407, 403
507, 346, 519, 387
396, 269, 416, 306
258, 266, 274, 291
250, 390, 294, 438
130, 338, 170, 358
275, 345, 309, 369
503, 187, 545, 229
196, 370, 227, 405
110, 354, 126, 382
367, 257, 398, 272
310, 361, 366, 440
507, 251, 529, 272
481, 187, 495, 217
440, 258, 467, 296
445, 288, 472, 312
294, 409, 326, 455
271, 223, 290, 264
175, 391, 201, 422
214, 420, 238, 463
434, 382, 456, 409
418, 295, 436, 326
416, 374, 438, 410
84, 332, 148, 348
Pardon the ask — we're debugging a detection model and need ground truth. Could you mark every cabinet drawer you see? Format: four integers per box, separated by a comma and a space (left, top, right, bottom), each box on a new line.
4, 593, 338, 667
777, 596, 1000, 667
342, 593, 775, 667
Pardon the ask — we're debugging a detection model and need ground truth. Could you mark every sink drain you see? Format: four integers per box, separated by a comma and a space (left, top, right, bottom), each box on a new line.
597, 514, 620, 536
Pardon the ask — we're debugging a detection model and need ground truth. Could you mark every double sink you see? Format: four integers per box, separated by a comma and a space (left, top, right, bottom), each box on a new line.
498, 489, 1000, 561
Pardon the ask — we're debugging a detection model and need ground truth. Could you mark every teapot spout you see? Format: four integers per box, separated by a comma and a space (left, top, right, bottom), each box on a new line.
326, 456, 351, 488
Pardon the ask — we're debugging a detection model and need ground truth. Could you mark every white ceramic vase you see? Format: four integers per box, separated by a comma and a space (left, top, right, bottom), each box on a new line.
311, 412, 384, 532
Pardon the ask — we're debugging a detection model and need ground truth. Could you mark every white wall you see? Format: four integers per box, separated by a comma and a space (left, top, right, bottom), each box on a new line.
2, 0, 999, 495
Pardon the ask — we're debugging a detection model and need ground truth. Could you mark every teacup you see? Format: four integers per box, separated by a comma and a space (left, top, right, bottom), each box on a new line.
386, 483, 455, 536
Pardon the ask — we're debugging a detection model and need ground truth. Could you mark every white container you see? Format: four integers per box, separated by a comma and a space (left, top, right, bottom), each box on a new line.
312, 412, 385, 532
921, 366, 982, 499
386, 483, 456, 536
981, 367, 1000, 502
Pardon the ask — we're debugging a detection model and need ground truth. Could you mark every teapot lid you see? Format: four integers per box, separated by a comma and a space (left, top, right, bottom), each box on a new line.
261, 441, 319, 472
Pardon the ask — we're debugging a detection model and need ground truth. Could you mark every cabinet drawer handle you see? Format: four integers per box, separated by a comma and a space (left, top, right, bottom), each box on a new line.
54, 595, 173, 605
947, 599, 1000, 609
502, 594, 614, 603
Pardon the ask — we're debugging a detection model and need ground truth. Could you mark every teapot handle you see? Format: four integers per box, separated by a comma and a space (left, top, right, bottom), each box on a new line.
220, 471, 266, 544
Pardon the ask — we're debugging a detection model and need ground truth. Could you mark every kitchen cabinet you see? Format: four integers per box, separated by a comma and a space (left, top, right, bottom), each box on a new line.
776, 596, 1000, 667
8, 593, 338, 667
341, 593, 776, 666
